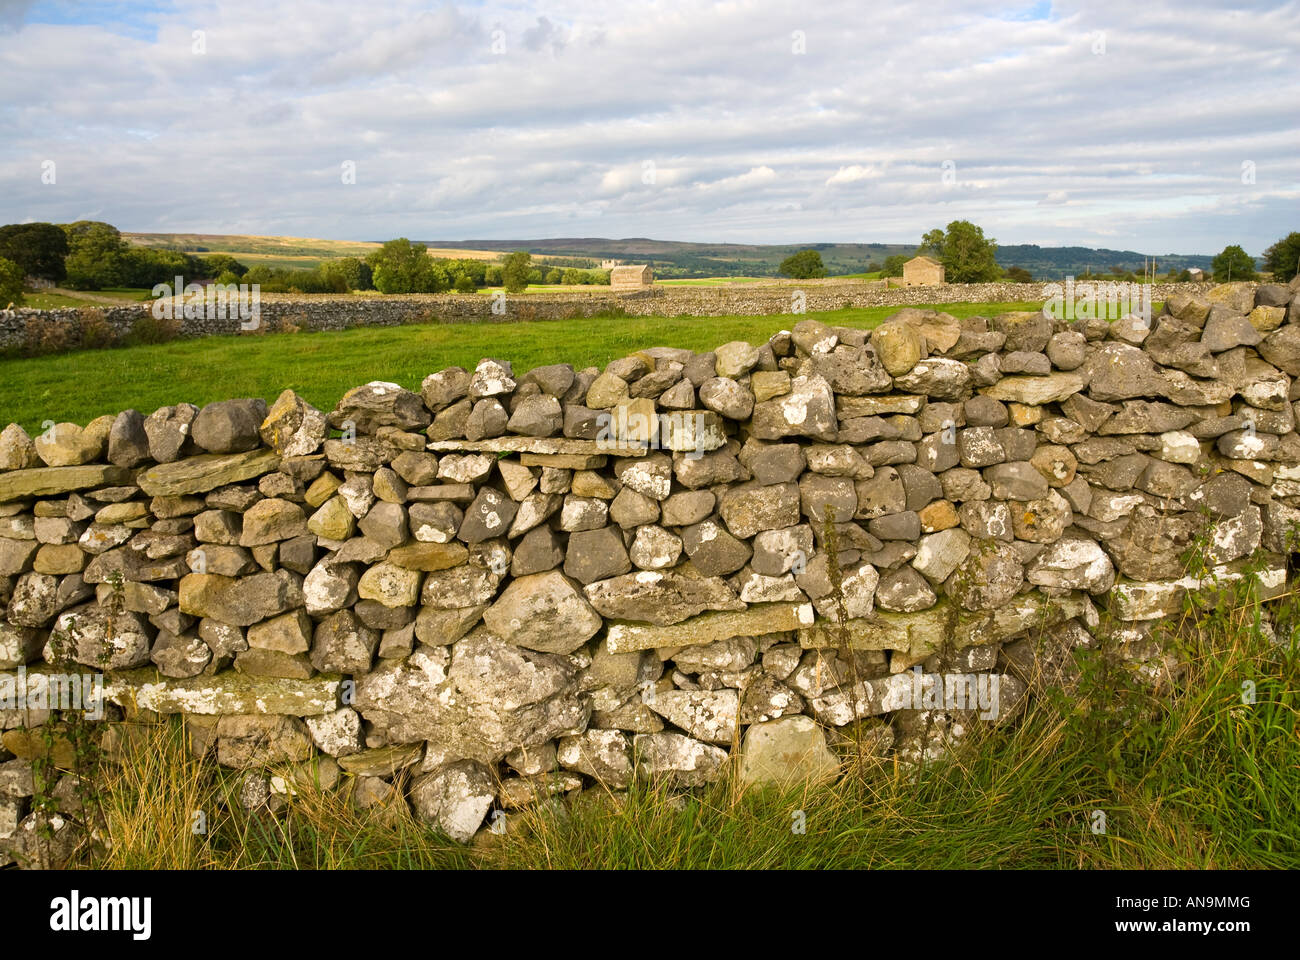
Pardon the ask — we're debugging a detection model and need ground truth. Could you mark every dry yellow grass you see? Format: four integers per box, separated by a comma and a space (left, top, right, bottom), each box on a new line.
124, 233, 503, 262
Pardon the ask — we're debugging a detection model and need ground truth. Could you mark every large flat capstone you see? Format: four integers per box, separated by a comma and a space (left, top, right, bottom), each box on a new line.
101, 667, 342, 715
0, 465, 131, 503
136, 449, 282, 496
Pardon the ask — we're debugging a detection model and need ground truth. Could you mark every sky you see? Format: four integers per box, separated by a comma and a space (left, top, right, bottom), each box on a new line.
1, 0, 1298, 255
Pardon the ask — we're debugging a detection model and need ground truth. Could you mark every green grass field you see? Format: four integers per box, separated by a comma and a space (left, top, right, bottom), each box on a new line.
17, 287, 155, 310
15, 292, 86, 309
657, 277, 770, 286
94, 287, 166, 301
0, 302, 1044, 432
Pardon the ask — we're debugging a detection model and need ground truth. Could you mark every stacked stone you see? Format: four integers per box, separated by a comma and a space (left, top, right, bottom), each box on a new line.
1, 280, 1219, 351
1, 277, 1298, 850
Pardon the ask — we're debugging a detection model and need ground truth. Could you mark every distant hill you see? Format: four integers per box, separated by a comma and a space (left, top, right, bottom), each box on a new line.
425, 237, 1217, 280
995, 245, 1215, 280
422, 238, 911, 279
123, 232, 1220, 280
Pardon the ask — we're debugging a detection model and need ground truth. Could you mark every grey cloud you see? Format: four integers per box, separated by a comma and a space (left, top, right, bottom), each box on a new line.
522, 16, 566, 54
0, 0, 1296, 253
0, 0, 33, 31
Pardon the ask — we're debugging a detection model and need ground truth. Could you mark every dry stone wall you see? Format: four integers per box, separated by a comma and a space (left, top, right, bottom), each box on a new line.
1, 278, 1299, 851
0, 281, 1218, 348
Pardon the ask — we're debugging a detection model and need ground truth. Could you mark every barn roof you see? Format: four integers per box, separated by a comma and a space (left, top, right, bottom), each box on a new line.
610, 264, 652, 281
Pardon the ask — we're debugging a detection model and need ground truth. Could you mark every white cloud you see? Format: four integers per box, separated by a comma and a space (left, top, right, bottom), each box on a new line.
696, 166, 778, 192
0, 0, 1296, 253
825, 165, 880, 186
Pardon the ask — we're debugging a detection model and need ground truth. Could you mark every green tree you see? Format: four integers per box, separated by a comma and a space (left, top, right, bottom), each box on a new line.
310, 265, 349, 293
120, 248, 200, 288
1004, 266, 1033, 283
485, 265, 503, 286
918, 229, 945, 258
1262, 232, 1300, 282
62, 220, 129, 289
546, 268, 564, 284
562, 267, 584, 285
369, 238, 440, 294
1211, 244, 1257, 282
453, 274, 475, 293
502, 251, 532, 293
0, 256, 24, 306
778, 249, 827, 279
880, 254, 908, 278
201, 254, 247, 278
321, 257, 370, 292
444, 259, 485, 287
0, 222, 69, 282
428, 262, 452, 293
922, 220, 1001, 283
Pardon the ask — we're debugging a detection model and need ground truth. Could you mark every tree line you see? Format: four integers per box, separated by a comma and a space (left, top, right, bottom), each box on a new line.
776, 221, 1020, 282
777, 220, 1300, 285
3, 219, 1296, 308
0, 222, 615, 305
360, 242, 610, 295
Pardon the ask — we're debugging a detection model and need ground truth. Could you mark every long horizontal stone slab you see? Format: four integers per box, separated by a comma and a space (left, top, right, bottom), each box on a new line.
835, 394, 925, 418
799, 605, 945, 652
103, 667, 342, 715
799, 591, 1093, 659
519, 453, 608, 469
605, 602, 815, 653
407, 483, 476, 502
0, 465, 132, 503
136, 448, 282, 497
426, 437, 648, 456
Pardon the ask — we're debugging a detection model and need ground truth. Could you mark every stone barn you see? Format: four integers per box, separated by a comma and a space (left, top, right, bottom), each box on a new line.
902, 255, 945, 286
610, 264, 653, 290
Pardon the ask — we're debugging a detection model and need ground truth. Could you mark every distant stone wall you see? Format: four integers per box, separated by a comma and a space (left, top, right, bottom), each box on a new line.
0, 280, 1218, 349
1, 278, 1297, 859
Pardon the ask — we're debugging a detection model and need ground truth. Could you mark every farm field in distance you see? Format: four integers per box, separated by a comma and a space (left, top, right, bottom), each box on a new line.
657, 276, 771, 285
16, 286, 156, 309
123, 233, 505, 271
0, 300, 1049, 432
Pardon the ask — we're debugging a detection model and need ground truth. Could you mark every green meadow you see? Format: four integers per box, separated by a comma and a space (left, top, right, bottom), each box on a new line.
0, 301, 1045, 432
